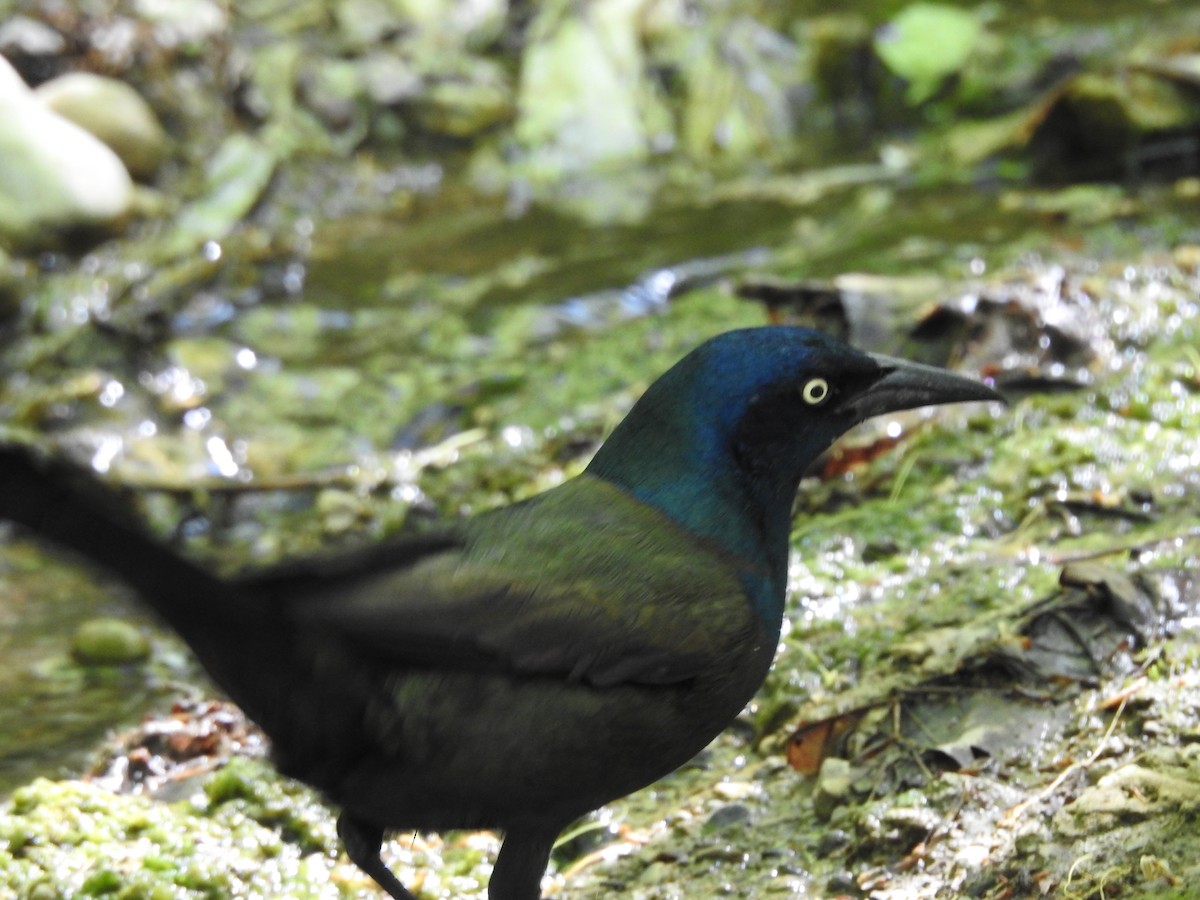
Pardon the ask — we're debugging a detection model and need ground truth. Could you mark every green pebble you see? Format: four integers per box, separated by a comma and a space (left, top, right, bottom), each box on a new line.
71, 617, 151, 665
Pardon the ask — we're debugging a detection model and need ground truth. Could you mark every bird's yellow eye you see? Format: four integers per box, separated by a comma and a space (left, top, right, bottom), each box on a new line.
801, 378, 830, 405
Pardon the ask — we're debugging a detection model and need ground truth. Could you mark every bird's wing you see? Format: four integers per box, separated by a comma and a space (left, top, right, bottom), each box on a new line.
264, 477, 765, 688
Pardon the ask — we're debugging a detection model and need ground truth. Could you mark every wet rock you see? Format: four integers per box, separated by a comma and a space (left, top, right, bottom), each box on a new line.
334, 0, 407, 48
812, 756, 854, 821
359, 51, 423, 106
0, 16, 66, 64
395, 0, 507, 50
134, 0, 229, 48
0, 17, 65, 87
1056, 749, 1200, 834
36, 72, 170, 181
702, 803, 751, 833
858, 802, 941, 855
0, 55, 133, 247
516, 1, 663, 174
675, 16, 801, 160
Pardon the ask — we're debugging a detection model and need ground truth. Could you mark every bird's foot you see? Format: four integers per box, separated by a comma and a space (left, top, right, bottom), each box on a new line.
489, 827, 558, 900
337, 813, 418, 900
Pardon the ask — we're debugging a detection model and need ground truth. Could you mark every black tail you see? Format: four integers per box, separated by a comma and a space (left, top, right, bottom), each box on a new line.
0, 444, 422, 784
1, 446, 239, 610
0, 445, 290, 723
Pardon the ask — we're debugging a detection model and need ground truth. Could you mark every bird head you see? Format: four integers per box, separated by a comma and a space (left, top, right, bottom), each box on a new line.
587, 327, 1002, 577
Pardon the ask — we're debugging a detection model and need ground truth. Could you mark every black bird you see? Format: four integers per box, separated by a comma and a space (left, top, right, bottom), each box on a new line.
0, 326, 1001, 899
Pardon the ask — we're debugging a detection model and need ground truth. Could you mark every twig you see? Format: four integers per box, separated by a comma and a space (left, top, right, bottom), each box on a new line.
999, 695, 1130, 829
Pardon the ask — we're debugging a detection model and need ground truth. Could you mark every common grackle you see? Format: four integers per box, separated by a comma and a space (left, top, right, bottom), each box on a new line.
0, 326, 1001, 899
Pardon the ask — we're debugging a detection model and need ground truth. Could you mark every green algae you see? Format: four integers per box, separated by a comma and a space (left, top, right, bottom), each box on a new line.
0, 764, 339, 899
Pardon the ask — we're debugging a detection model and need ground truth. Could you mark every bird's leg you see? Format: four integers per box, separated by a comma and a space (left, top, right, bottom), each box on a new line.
489, 826, 559, 900
337, 813, 417, 900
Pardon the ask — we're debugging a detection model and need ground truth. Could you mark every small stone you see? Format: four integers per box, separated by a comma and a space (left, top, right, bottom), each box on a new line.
134, 0, 229, 47
36, 72, 169, 180
703, 803, 751, 833
812, 756, 854, 820
712, 779, 759, 801
0, 16, 66, 57
72, 618, 151, 665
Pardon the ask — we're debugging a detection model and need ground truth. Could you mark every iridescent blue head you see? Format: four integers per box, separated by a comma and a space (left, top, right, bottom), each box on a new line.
586, 326, 1001, 627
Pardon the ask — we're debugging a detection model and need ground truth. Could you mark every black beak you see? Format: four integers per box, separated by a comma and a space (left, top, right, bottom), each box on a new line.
837, 353, 1006, 422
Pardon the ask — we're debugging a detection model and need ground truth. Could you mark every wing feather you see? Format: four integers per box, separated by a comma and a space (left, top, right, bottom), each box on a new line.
267, 477, 763, 687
